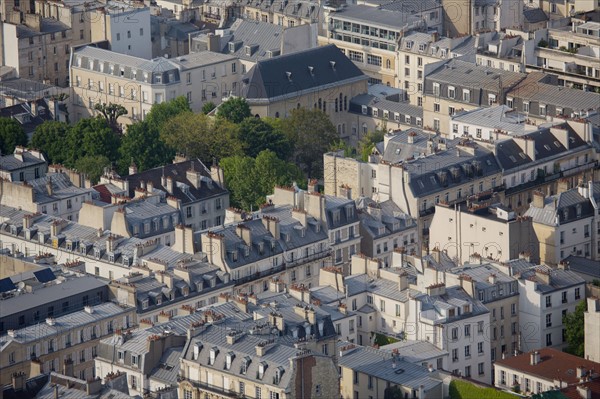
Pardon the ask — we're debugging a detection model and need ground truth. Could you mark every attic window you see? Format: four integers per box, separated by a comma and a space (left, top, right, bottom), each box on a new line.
361, 105, 367, 115
245, 46, 252, 56
330, 61, 336, 70
553, 141, 561, 148
308, 66, 314, 76
228, 42, 235, 53
286, 71, 292, 81
509, 155, 517, 163
258, 362, 267, 379
209, 347, 219, 365
519, 152, 526, 159
241, 357, 251, 374
544, 144, 551, 151
226, 352, 235, 369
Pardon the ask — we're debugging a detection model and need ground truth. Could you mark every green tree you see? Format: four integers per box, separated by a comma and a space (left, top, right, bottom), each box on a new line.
0, 117, 27, 155
30, 121, 71, 164
329, 139, 355, 158
202, 102, 216, 114
563, 299, 587, 357
74, 155, 112, 184
358, 128, 386, 161
145, 96, 191, 131
237, 117, 291, 159
216, 97, 251, 124
118, 121, 173, 174
94, 102, 128, 134
65, 117, 120, 166
161, 112, 243, 163
281, 108, 338, 178
383, 386, 403, 399
221, 150, 304, 210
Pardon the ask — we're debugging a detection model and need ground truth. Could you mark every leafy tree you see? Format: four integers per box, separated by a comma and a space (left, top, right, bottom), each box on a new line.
202, 102, 216, 114
145, 96, 191, 131
74, 155, 111, 185
94, 102, 128, 134
237, 117, 291, 159
0, 117, 27, 155
65, 117, 120, 166
563, 299, 587, 357
118, 121, 173, 174
329, 139, 355, 158
221, 150, 304, 210
383, 386, 403, 399
358, 128, 386, 161
160, 112, 243, 163
216, 97, 251, 124
281, 108, 338, 178
30, 121, 71, 164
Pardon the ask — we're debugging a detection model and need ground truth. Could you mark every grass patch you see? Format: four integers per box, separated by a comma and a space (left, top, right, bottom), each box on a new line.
373, 333, 399, 346
450, 380, 521, 399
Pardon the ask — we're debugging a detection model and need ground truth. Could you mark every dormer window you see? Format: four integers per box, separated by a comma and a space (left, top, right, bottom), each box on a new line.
230, 250, 238, 262
333, 210, 341, 224
229, 42, 236, 53
94, 248, 101, 259
258, 362, 267, 379
576, 204, 582, 217
193, 343, 203, 360
345, 205, 354, 219
361, 105, 367, 115
209, 347, 219, 365
274, 367, 284, 384
244, 246, 250, 257
226, 352, 235, 370
241, 356, 251, 374
142, 299, 149, 309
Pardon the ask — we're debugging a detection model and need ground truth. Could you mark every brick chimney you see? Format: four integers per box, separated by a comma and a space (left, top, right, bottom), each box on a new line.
532, 190, 545, 208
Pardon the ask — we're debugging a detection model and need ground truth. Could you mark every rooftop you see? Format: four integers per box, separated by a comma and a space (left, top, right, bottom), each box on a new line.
328, 5, 422, 31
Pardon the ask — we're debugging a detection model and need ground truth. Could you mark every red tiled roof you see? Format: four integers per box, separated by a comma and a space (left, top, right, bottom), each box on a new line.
495, 348, 600, 385
560, 380, 600, 399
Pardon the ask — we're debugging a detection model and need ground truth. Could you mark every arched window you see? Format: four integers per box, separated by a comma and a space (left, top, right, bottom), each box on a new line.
297, 103, 301, 109
339, 93, 343, 109
323, 101, 327, 112
386, 59, 391, 69
344, 96, 347, 110
318, 98, 322, 110
275, 112, 280, 118
335, 99, 338, 112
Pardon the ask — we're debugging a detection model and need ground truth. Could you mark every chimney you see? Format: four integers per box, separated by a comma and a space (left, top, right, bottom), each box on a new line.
129, 163, 138, 175
147, 180, 154, 193
12, 372, 26, 391
576, 366, 587, 378
399, 272, 408, 291
236, 224, 252, 247
535, 268, 551, 285
210, 164, 225, 189
532, 190, 545, 208
307, 179, 318, 193
578, 180, 590, 199
46, 177, 53, 196
23, 214, 32, 229
557, 178, 570, 194
576, 386, 592, 399
63, 358, 74, 377
165, 176, 174, 194
407, 131, 417, 144
530, 351, 540, 366
106, 235, 115, 252
339, 185, 352, 199
173, 225, 195, 254
488, 274, 497, 285
207, 33, 220, 52
54, 384, 59, 399
86, 377, 102, 395
261, 216, 280, 240
187, 164, 203, 189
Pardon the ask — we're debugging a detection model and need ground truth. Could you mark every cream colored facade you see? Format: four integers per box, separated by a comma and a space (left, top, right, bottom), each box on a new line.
0, 303, 135, 386
584, 297, 600, 363
70, 46, 242, 127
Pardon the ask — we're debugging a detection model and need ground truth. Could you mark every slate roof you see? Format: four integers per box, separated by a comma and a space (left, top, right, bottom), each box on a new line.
357, 198, 416, 240
451, 105, 536, 136
260, 204, 329, 250
426, 59, 527, 90
240, 0, 319, 21
524, 184, 600, 226
0, 374, 48, 399
415, 286, 489, 325
217, 19, 285, 62
328, 5, 422, 31
125, 159, 227, 205
349, 93, 423, 122
523, 7, 548, 23
324, 194, 360, 230
336, 342, 443, 391
0, 100, 54, 137
242, 44, 367, 102
381, 129, 439, 164
149, 347, 182, 385
515, 264, 585, 293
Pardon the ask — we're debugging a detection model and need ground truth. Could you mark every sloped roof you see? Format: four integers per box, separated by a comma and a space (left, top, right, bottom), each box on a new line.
242, 44, 367, 102
523, 8, 548, 23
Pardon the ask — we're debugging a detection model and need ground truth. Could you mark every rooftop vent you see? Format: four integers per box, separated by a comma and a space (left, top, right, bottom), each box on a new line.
330, 61, 336, 70
286, 71, 292, 81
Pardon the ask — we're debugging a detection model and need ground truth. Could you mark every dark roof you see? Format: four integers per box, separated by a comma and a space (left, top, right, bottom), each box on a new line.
1, 374, 48, 399
0, 148, 46, 172
125, 159, 227, 204
495, 140, 532, 169
242, 44, 367, 102
564, 255, 600, 279
0, 100, 53, 136
523, 8, 548, 23
33, 268, 56, 283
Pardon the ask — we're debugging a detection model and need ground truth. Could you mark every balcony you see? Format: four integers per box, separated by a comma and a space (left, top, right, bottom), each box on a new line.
178, 377, 238, 398
285, 250, 332, 268
203, 12, 221, 20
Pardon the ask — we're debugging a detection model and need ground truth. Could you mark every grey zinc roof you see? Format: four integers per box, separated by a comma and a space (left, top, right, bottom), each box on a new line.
381, 129, 438, 164
324, 194, 360, 230
380, 0, 441, 13
329, 5, 422, 31
0, 276, 107, 318
220, 19, 285, 62
27, 173, 93, 204
357, 198, 416, 240
260, 204, 329, 250
169, 51, 238, 69
149, 347, 183, 384
523, 8, 548, 23
350, 93, 423, 121
336, 342, 442, 391
380, 340, 448, 364
449, 264, 516, 288
564, 255, 600, 279
0, 151, 46, 172
427, 59, 526, 89
15, 18, 69, 38
516, 264, 585, 292
508, 73, 600, 112
451, 105, 537, 136
416, 286, 489, 324
0, 302, 129, 345
73, 46, 178, 74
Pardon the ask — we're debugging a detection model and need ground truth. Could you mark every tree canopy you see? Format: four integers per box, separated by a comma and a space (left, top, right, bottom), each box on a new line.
74, 155, 112, 185
65, 117, 120, 166
563, 299, 587, 357
216, 97, 251, 124
202, 102, 216, 115
282, 108, 338, 178
94, 102, 128, 134
144, 96, 191, 131
118, 121, 173, 174
237, 117, 291, 159
221, 150, 304, 210
358, 128, 386, 161
30, 121, 71, 164
0, 117, 27, 155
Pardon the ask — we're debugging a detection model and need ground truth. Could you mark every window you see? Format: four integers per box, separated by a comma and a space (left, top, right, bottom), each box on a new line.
524, 102, 529, 113
448, 86, 456, 98
379, 300, 385, 312
255, 387, 262, 399
465, 345, 471, 357
546, 296, 552, 308
478, 342, 483, 354
575, 288, 581, 300
433, 83, 440, 96
452, 327, 458, 340
465, 324, 471, 337
562, 291, 567, 303
546, 333, 552, 346
452, 348, 458, 362
434, 103, 441, 113
462, 89, 470, 102
239, 382, 245, 395
368, 376, 373, 389
511, 303, 516, 315
546, 313, 552, 327
488, 94, 497, 105
348, 50, 363, 63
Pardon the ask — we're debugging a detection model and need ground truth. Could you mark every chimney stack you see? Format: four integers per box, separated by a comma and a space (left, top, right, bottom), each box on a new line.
530, 351, 540, 366
532, 190, 545, 208
129, 163, 138, 175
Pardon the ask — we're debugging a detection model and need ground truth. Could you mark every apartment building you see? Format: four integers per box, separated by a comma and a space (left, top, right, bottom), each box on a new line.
325, 137, 505, 249
429, 202, 536, 264
348, 86, 423, 137
357, 198, 419, 264
0, 147, 47, 182
494, 348, 600, 395
423, 59, 527, 133
525, 182, 600, 265
0, 172, 94, 222
397, 32, 475, 105
200, 194, 331, 294
507, 72, 600, 121
241, 44, 368, 144
503, 262, 586, 352
70, 45, 242, 126
445, 264, 520, 365
337, 343, 444, 399
474, 32, 526, 73
442, 0, 524, 37
537, 0, 598, 19
240, 0, 319, 27
1, 14, 72, 87
319, 5, 424, 86
585, 297, 600, 363
0, 302, 135, 385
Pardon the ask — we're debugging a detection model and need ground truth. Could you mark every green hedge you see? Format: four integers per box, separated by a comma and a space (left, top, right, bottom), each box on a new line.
449, 380, 521, 399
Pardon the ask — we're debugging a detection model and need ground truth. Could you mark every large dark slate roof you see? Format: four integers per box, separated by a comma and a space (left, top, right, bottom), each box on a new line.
495, 140, 532, 169
523, 7, 548, 23
125, 159, 227, 204
242, 44, 367, 102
